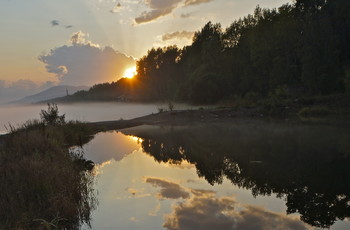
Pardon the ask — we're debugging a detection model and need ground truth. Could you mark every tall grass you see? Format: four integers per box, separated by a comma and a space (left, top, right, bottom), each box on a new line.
0, 105, 98, 229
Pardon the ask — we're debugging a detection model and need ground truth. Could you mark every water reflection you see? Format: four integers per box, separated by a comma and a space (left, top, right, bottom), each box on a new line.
85, 145, 309, 230
120, 122, 350, 228
83, 131, 140, 164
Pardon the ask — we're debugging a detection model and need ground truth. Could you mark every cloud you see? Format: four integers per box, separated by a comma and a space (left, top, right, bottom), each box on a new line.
38, 31, 135, 86
69, 31, 99, 47
45, 65, 68, 76
126, 187, 139, 196
135, 8, 173, 24
134, 0, 214, 24
0, 80, 56, 104
110, 2, 124, 13
183, 0, 213, 7
164, 196, 311, 230
145, 177, 190, 200
180, 12, 192, 18
51, 20, 60, 26
162, 31, 194, 41
143, 178, 311, 230
234, 206, 311, 230
190, 188, 216, 197
149, 200, 161, 216
50, 20, 73, 29
134, 0, 182, 24
93, 160, 112, 175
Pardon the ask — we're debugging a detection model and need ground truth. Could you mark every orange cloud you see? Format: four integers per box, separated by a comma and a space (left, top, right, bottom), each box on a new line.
38, 31, 135, 86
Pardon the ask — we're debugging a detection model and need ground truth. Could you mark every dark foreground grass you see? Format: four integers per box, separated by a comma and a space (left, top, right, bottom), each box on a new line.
0, 119, 98, 230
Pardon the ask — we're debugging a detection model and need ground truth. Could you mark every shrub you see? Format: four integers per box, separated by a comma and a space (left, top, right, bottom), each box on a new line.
168, 101, 175, 111
298, 106, 332, 117
40, 103, 66, 125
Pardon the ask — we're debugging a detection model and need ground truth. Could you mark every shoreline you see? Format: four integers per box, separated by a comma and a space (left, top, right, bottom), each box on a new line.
1, 107, 349, 140
90, 107, 261, 131
90, 106, 350, 132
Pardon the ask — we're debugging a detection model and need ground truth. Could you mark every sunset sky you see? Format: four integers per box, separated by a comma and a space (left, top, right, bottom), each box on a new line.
0, 0, 291, 100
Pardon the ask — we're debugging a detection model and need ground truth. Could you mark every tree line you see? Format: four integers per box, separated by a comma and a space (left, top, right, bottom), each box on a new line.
59, 0, 350, 104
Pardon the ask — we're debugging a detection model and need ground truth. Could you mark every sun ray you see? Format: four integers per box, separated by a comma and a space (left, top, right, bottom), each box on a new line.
123, 66, 137, 79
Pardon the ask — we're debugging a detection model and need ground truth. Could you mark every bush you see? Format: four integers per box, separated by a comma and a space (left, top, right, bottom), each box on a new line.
168, 101, 175, 111
40, 103, 65, 125
298, 106, 332, 117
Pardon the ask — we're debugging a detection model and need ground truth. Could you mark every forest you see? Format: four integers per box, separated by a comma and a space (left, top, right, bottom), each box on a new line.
57, 0, 350, 106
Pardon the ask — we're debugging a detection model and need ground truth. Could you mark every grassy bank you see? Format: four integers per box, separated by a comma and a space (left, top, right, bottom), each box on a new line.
0, 104, 98, 230
220, 92, 350, 119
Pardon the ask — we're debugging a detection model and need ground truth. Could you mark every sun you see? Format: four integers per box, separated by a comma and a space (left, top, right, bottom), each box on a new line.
123, 66, 137, 79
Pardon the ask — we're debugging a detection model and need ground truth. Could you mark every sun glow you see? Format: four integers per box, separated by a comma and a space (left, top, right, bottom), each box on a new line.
123, 66, 137, 79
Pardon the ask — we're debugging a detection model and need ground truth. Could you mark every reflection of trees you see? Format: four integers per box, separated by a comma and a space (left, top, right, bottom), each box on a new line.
123, 122, 350, 228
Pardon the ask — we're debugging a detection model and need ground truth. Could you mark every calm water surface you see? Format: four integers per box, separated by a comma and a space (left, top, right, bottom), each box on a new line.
82, 122, 350, 230
0, 103, 198, 134
2, 104, 350, 229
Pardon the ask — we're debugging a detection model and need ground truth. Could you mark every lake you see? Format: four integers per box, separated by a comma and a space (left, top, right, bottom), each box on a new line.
1, 103, 350, 229
81, 121, 350, 230
0, 103, 199, 134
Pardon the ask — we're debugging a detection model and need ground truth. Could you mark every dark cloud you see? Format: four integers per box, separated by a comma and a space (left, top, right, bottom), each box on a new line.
145, 177, 190, 200
51, 20, 60, 26
135, 0, 214, 23
184, 0, 212, 7
38, 31, 135, 86
135, 8, 172, 24
146, 0, 181, 9
51, 20, 74, 29
134, 0, 181, 24
163, 196, 311, 230
162, 31, 194, 41
190, 188, 215, 197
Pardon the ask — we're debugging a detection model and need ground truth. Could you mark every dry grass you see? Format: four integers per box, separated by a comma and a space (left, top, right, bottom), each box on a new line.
0, 120, 97, 229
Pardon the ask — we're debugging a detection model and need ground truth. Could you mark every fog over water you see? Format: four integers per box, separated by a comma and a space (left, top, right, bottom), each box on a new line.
0, 103, 197, 134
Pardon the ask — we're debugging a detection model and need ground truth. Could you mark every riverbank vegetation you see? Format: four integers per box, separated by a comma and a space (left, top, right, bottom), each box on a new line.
0, 104, 97, 229
52, 0, 350, 116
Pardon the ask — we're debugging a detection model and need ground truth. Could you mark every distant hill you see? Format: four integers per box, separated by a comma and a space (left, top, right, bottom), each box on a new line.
11, 85, 89, 104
